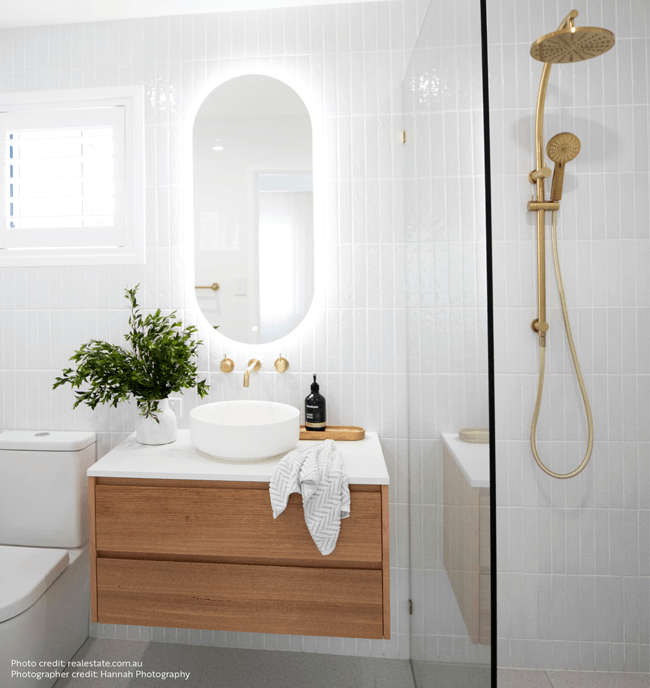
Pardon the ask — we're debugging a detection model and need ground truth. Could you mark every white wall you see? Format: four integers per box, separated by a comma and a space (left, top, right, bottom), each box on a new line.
402, 0, 490, 665
0, 1, 434, 660
488, 0, 650, 672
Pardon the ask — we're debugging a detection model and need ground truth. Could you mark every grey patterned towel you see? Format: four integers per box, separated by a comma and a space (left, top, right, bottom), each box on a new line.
269, 439, 350, 555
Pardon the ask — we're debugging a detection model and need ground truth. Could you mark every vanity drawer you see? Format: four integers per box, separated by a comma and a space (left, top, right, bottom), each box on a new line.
94, 483, 382, 566
96, 558, 384, 639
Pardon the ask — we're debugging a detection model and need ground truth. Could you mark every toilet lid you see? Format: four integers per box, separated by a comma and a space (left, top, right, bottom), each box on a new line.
0, 545, 69, 622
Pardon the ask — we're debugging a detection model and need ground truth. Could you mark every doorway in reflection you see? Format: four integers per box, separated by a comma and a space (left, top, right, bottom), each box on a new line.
257, 172, 313, 343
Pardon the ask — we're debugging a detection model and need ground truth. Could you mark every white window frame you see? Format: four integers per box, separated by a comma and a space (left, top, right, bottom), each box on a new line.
0, 86, 145, 267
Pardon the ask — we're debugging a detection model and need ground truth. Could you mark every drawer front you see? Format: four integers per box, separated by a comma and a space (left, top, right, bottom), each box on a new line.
96, 558, 384, 639
95, 485, 382, 566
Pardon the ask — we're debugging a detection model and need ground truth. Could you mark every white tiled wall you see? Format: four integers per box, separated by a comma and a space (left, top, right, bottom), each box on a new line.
0, 0, 431, 660
402, 0, 490, 665
488, 0, 650, 672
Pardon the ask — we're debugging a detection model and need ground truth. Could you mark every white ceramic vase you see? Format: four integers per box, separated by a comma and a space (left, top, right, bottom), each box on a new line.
135, 399, 177, 445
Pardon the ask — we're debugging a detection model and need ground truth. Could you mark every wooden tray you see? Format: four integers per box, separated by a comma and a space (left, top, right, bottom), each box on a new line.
300, 425, 366, 441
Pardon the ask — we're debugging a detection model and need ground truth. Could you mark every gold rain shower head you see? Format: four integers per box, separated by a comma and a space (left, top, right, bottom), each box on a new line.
530, 25, 615, 64
546, 132, 581, 202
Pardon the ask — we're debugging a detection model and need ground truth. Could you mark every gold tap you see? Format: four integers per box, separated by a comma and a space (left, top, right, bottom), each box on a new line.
274, 354, 289, 372
220, 355, 234, 373
243, 359, 261, 387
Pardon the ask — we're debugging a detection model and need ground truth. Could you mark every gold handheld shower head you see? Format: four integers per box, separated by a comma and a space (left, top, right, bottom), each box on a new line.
546, 132, 581, 202
531, 25, 615, 63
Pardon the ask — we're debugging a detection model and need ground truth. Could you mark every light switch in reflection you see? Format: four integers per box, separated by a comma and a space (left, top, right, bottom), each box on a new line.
235, 278, 247, 295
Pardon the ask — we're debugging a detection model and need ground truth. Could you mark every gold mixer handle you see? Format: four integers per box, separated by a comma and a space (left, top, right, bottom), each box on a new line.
220, 355, 234, 373
274, 354, 289, 373
195, 283, 220, 291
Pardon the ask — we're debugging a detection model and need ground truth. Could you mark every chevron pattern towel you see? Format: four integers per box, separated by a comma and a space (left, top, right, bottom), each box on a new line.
269, 439, 350, 555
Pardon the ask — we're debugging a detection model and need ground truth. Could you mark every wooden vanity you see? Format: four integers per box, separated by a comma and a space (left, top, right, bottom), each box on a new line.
88, 431, 390, 639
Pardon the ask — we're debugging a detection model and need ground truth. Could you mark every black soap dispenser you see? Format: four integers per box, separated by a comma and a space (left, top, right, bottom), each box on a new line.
305, 375, 326, 431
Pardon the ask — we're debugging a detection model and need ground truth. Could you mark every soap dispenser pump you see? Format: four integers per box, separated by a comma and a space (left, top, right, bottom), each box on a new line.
305, 375, 326, 431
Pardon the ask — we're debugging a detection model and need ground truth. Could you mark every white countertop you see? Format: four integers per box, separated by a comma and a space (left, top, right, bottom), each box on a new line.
442, 433, 490, 489
88, 430, 389, 485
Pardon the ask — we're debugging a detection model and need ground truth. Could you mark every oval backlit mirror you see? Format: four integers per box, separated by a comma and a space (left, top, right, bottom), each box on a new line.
193, 75, 314, 344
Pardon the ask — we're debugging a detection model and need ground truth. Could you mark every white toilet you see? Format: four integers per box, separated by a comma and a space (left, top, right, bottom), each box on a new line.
0, 431, 96, 688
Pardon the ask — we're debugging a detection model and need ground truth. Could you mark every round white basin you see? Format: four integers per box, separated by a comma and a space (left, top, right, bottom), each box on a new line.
189, 400, 300, 461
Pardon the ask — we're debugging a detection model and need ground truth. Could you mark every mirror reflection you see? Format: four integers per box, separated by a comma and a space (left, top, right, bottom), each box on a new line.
193, 75, 314, 344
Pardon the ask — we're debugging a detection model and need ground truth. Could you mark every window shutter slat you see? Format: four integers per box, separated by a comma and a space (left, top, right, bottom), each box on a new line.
0, 85, 144, 266
2, 105, 126, 249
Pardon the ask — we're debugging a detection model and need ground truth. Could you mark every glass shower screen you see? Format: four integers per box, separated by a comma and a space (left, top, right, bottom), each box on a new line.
402, 1, 493, 686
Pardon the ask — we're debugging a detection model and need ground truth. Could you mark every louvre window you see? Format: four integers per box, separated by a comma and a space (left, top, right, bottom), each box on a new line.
0, 87, 144, 266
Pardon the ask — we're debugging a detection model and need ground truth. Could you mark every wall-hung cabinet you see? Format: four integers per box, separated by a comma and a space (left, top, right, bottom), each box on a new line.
88, 432, 390, 640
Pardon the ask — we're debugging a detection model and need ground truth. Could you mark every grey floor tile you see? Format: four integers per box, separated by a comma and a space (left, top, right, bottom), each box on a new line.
497, 668, 554, 687
54, 639, 147, 688
199, 647, 356, 688
55, 639, 415, 688
199, 647, 415, 688
369, 657, 416, 688
130, 642, 213, 687
412, 661, 491, 688
546, 671, 650, 688
54, 638, 212, 688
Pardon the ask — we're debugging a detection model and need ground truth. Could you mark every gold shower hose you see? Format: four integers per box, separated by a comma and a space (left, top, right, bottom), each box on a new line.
530, 211, 594, 479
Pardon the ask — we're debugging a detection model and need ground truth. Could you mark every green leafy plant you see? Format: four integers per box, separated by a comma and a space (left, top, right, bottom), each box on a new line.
53, 285, 209, 420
